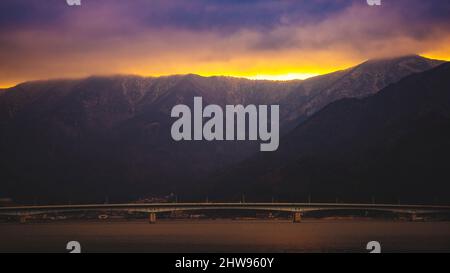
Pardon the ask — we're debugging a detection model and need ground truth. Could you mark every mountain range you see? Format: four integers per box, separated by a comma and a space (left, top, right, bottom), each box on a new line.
0, 55, 446, 203
207, 62, 450, 204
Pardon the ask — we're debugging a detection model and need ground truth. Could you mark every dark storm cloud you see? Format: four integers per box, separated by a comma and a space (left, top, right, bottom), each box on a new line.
0, 1, 448, 26
1, 0, 450, 86
0, 0, 353, 32
0, 0, 68, 30
1, 0, 449, 37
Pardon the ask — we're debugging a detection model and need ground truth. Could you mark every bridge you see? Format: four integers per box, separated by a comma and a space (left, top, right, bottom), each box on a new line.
1, 203, 450, 223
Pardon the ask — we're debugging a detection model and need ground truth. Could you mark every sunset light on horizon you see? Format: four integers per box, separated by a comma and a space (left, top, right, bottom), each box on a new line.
1, 0, 449, 87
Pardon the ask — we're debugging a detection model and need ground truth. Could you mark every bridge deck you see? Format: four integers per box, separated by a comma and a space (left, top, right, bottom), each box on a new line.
1, 203, 450, 216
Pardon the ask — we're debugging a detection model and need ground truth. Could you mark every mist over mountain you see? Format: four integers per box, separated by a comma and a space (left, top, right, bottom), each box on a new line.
208, 62, 450, 204
0, 56, 444, 203
283, 55, 444, 123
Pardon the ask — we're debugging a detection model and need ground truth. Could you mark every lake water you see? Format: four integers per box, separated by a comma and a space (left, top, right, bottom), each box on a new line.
1, 220, 449, 253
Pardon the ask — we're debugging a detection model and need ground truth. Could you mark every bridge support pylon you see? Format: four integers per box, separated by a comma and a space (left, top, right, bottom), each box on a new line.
293, 212, 302, 223
19, 215, 28, 224
148, 212, 157, 224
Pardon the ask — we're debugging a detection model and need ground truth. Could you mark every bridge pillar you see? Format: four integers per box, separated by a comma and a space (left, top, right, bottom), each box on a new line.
19, 215, 28, 224
148, 212, 157, 224
410, 212, 420, 222
293, 212, 302, 223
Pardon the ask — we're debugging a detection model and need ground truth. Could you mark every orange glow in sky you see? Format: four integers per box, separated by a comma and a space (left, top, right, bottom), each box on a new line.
0, 49, 449, 89
1, 1, 450, 88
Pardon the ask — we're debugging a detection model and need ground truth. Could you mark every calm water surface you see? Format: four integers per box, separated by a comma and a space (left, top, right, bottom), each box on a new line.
1, 220, 449, 253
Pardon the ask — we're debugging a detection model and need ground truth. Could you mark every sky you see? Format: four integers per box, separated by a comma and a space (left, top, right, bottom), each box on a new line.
1, 0, 450, 88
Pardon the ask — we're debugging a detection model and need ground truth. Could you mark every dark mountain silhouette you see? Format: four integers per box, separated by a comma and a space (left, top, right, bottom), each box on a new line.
282, 55, 444, 123
0, 56, 444, 203
208, 62, 450, 204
